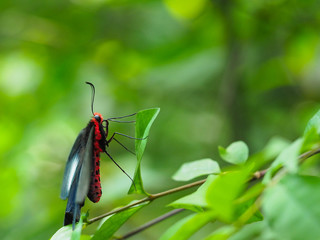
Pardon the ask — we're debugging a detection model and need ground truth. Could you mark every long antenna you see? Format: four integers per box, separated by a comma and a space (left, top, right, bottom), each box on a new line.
85, 82, 95, 116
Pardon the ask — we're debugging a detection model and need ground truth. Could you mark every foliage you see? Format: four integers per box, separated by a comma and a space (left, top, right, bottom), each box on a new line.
48, 108, 320, 239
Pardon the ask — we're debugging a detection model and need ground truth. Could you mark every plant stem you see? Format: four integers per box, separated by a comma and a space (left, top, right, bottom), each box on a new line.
116, 209, 185, 239
87, 179, 205, 224
87, 198, 149, 224
149, 179, 207, 200
299, 148, 320, 162
250, 147, 320, 181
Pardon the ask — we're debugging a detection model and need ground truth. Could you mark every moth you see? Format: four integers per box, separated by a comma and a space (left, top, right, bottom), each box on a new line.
60, 82, 135, 227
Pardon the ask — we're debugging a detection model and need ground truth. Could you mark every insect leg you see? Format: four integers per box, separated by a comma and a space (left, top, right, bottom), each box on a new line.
107, 132, 147, 143
112, 138, 135, 155
104, 150, 136, 190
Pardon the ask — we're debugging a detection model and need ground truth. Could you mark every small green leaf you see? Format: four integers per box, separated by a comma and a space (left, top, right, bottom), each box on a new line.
304, 109, 320, 135
263, 174, 320, 240
228, 220, 276, 240
169, 175, 217, 212
302, 126, 320, 152
204, 226, 236, 240
128, 108, 160, 195
262, 136, 291, 160
235, 199, 263, 225
249, 209, 263, 224
92, 203, 148, 240
219, 141, 249, 165
172, 159, 220, 181
234, 183, 265, 205
206, 169, 251, 222
263, 139, 302, 183
301, 109, 320, 152
71, 214, 85, 240
50, 226, 72, 240
159, 212, 215, 240
135, 108, 160, 161
244, 136, 290, 174
234, 184, 265, 225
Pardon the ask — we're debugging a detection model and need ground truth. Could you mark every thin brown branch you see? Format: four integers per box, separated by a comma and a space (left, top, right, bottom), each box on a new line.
251, 169, 268, 182
117, 209, 185, 239
87, 179, 206, 224
299, 148, 320, 162
87, 197, 150, 224
250, 147, 320, 181
149, 179, 207, 200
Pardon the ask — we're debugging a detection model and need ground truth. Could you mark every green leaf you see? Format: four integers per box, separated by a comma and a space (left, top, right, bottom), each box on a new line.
234, 183, 265, 205
263, 139, 302, 183
128, 108, 160, 195
169, 175, 217, 212
159, 212, 215, 240
50, 231, 89, 240
204, 226, 235, 240
302, 126, 320, 153
219, 141, 249, 165
235, 199, 263, 225
263, 174, 320, 240
262, 136, 291, 160
91, 203, 148, 240
50, 226, 72, 240
304, 109, 320, 135
228, 220, 276, 240
244, 136, 290, 173
71, 214, 84, 240
249, 209, 263, 224
301, 109, 320, 153
172, 159, 220, 181
206, 169, 251, 222
233, 184, 265, 225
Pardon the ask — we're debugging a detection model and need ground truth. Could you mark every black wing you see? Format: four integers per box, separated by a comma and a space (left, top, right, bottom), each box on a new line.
61, 126, 94, 227
75, 126, 94, 204
60, 129, 85, 200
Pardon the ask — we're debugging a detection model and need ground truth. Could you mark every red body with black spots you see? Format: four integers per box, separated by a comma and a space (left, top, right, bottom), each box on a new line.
87, 113, 105, 203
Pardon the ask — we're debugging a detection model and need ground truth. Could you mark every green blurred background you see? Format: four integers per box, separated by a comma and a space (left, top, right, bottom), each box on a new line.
1, 0, 320, 239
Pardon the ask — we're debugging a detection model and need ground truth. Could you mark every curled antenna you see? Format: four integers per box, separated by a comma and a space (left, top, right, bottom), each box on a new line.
85, 82, 95, 116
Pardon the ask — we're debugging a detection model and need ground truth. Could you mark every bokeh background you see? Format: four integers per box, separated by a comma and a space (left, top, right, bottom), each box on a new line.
1, 0, 320, 239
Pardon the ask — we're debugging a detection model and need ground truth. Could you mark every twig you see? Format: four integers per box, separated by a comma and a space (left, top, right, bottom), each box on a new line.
87, 198, 149, 224
149, 179, 207, 200
251, 169, 268, 181
87, 179, 205, 224
250, 147, 320, 181
299, 148, 320, 161
116, 209, 185, 239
